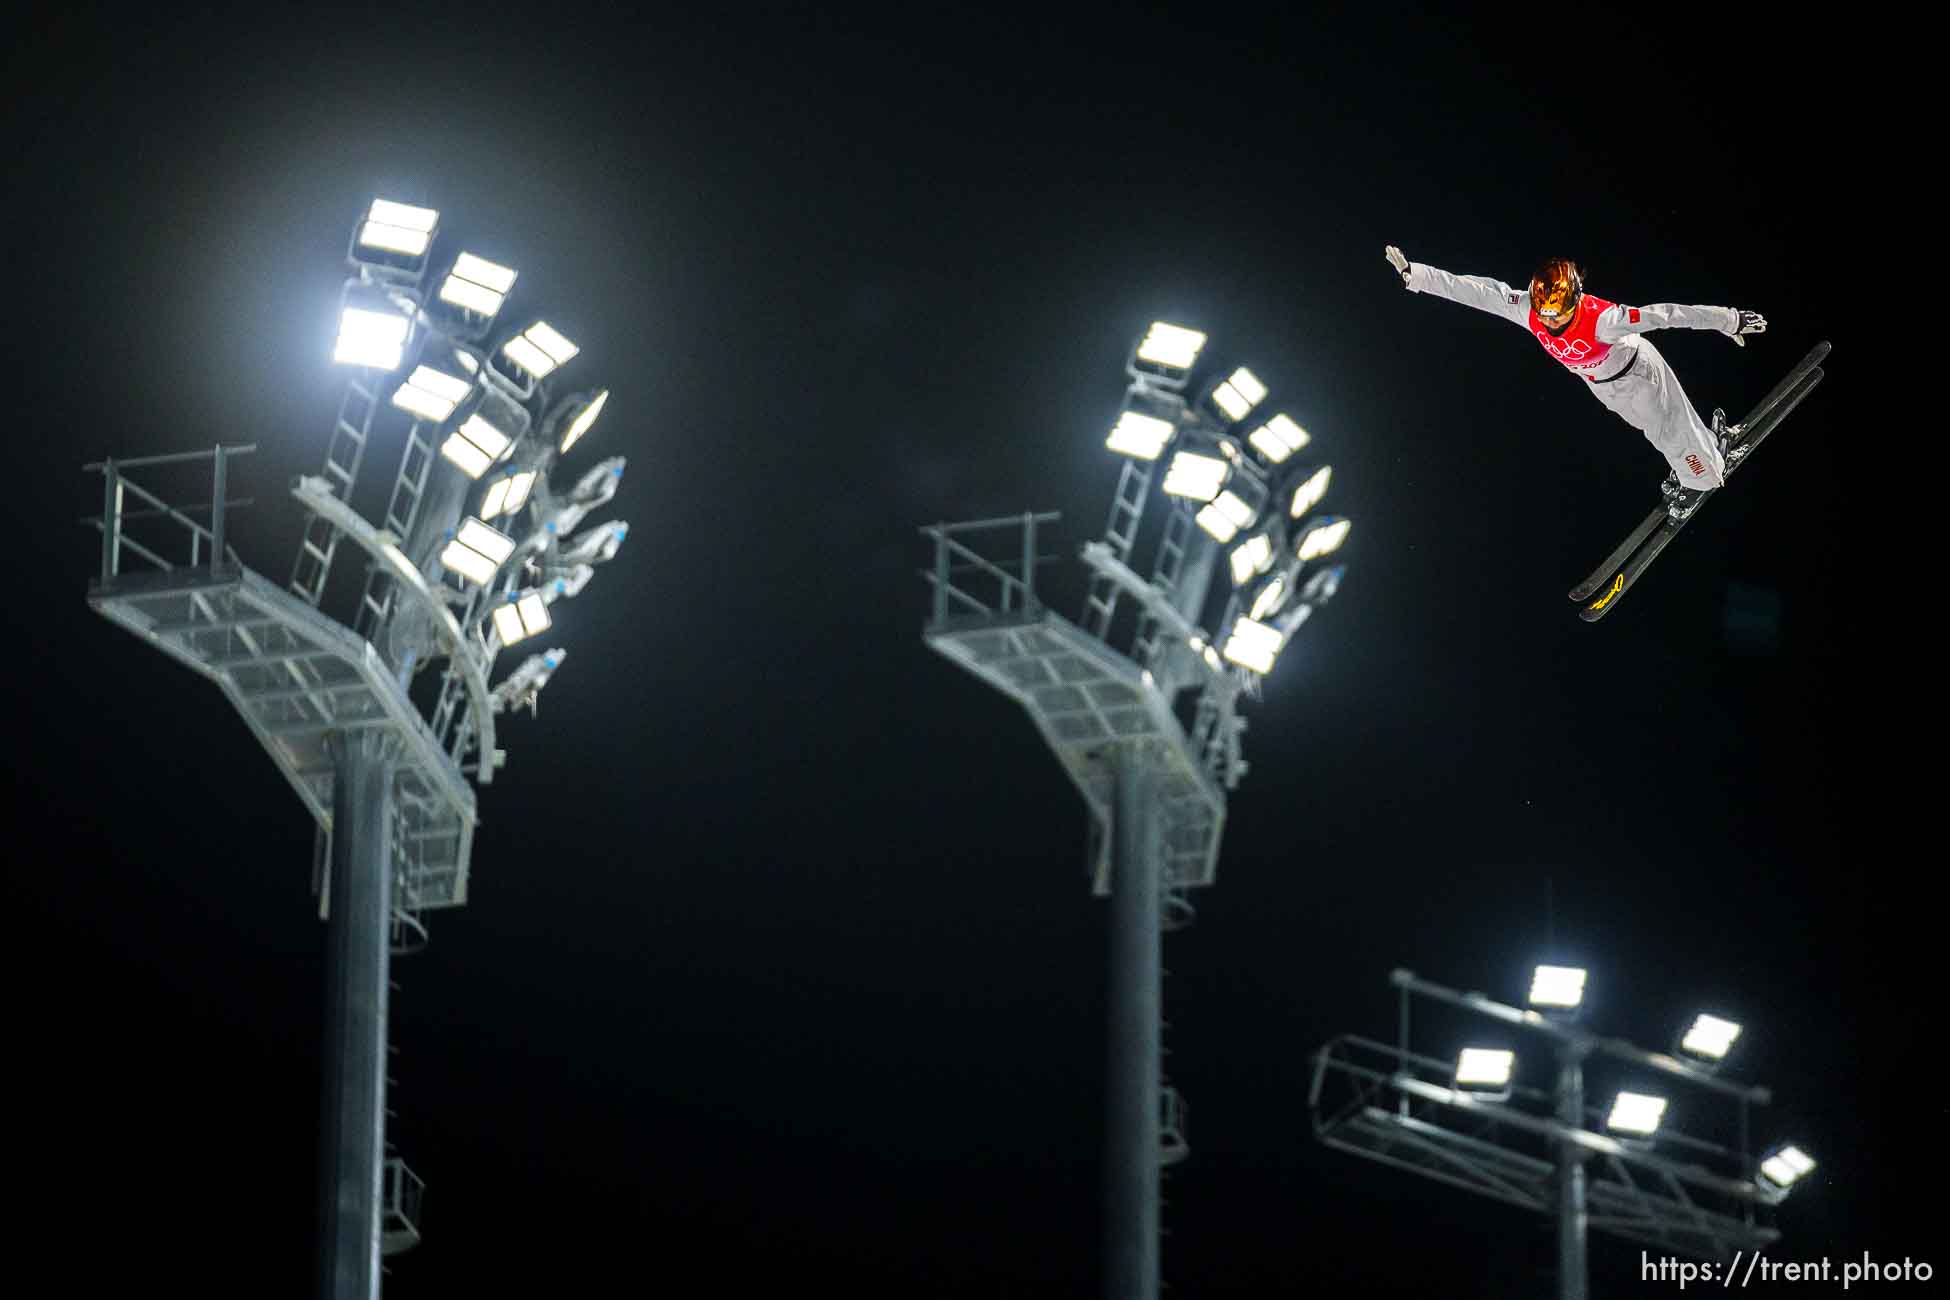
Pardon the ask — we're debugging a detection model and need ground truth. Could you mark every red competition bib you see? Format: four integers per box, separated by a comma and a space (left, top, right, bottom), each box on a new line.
1529, 293, 1624, 378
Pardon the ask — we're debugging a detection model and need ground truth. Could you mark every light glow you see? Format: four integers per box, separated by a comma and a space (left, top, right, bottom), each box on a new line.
491, 591, 553, 645
1680, 1014, 1743, 1061
438, 434, 492, 479
356, 200, 438, 257
1529, 965, 1587, 1009
1136, 321, 1206, 370
391, 365, 473, 422
1211, 368, 1268, 422
368, 199, 438, 231
1289, 465, 1333, 517
1229, 533, 1274, 585
1296, 517, 1351, 561
479, 470, 537, 519
1195, 488, 1260, 541
502, 321, 579, 379
439, 412, 515, 479
1759, 1146, 1815, 1189
1249, 575, 1287, 620
560, 389, 609, 453
439, 252, 518, 317
1106, 410, 1175, 460
1455, 1048, 1515, 1088
1162, 451, 1228, 501
1249, 413, 1311, 463
1221, 615, 1284, 674
456, 517, 517, 564
334, 307, 410, 370
440, 517, 516, 586
1607, 1092, 1668, 1136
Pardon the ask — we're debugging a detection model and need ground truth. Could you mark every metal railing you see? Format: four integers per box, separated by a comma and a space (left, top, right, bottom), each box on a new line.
919, 512, 1061, 624
82, 445, 257, 580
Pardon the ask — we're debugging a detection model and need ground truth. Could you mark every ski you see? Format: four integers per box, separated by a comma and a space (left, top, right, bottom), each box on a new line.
1568, 505, 1666, 603
1568, 340, 1831, 603
1578, 355, 1825, 622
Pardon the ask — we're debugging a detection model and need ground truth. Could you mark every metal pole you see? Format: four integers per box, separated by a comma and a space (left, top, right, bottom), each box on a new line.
1397, 980, 1410, 1119
931, 528, 949, 624
211, 444, 227, 567
1105, 748, 1161, 1300
1022, 512, 1036, 612
318, 732, 396, 1300
102, 459, 121, 580
1555, 1046, 1588, 1300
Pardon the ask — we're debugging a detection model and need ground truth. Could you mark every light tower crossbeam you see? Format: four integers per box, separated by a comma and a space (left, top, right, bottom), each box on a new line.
1309, 1037, 1782, 1260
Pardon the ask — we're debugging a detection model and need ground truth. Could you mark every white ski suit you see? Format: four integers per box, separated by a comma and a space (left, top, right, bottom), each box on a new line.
1406, 262, 1742, 490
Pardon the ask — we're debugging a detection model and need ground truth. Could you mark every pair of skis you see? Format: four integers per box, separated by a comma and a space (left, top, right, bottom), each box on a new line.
1571, 340, 1830, 622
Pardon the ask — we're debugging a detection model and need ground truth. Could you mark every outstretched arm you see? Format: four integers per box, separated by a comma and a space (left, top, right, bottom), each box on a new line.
1595, 302, 1768, 346
1385, 246, 1530, 327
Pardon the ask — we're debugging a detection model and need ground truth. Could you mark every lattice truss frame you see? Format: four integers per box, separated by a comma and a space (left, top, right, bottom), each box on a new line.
1309, 1033, 1783, 1263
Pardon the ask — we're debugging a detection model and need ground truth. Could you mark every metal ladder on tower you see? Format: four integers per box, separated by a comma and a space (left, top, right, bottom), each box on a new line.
354, 420, 439, 642
1130, 503, 1196, 669
291, 373, 384, 607
1082, 457, 1154, 641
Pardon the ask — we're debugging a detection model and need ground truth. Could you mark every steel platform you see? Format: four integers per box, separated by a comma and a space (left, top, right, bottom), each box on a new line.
88, 562, 476, 908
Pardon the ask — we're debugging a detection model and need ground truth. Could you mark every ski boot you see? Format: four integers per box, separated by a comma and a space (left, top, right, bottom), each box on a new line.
1662, 471, 1713, 522
1712, 407, 1752, 469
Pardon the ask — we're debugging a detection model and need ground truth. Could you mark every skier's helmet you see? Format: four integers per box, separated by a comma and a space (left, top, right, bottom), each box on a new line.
1529, 257, 1583, 323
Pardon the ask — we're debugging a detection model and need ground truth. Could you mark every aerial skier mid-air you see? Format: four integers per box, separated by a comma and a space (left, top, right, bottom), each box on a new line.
1381, 245, 1828, 621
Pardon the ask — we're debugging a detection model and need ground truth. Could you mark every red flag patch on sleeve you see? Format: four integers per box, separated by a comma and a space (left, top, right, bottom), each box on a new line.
1628, 307, 1641, 324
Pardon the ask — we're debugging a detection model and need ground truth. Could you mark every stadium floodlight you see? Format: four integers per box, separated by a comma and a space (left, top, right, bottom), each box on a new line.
559, 389, 609, 453
439, 517, 517, 586
501, 321, 579, 381
1162, 451, 1229, 502
1529, 964, 1587, 1009
440, 411, 517, 479
1295, 516, 1352, 562
438, 252, 519, 319
490, 590, 553, 646
1196, 473, 1268, 544
1196, 492, 1255, 543
1106, 410, 1176, 461
1758, 1145, 1816, 1191
1229, 532, 1275, 585
355, 198, 439, 258
1679, 1014, 1743, 1063
1606, 1092, 1669, 1136
334, 305, 412, 370
1221, 613, 1284, 674
1210, 367, 1268, 423
1249, 413, 1311, 463
1135, 321, 1207, 372
1248, 572, 1288, 621
478, 470, 537, 520
1288, 465, 1333, 517
1455, 1047, 1516, 1096
391, 365, 475, 423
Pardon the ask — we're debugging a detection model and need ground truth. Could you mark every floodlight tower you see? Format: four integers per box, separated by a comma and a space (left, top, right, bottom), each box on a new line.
1310, 964, 1818, 1300
82, 198, 630, 1300
920, 322, 1352, 1300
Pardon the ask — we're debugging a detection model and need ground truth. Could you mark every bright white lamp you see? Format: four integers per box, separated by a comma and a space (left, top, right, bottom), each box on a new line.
440, 518, 517, 586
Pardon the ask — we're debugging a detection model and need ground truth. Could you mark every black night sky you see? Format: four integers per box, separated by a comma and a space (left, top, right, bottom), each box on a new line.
8, 6, 1914, 1297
